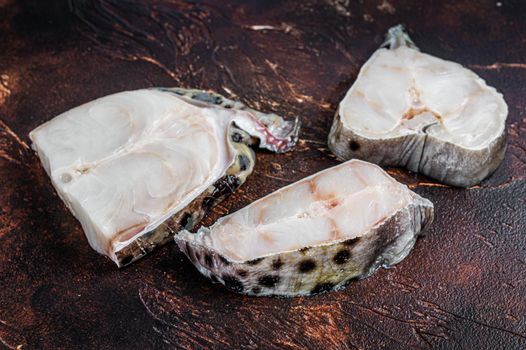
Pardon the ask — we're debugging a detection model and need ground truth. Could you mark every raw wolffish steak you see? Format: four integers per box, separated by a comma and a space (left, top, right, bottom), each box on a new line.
30, 88, 299, 267
176, 160, 433, 297
328, 25, 508, 187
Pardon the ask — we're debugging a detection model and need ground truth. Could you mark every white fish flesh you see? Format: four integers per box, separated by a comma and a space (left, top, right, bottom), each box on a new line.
328, 25, 508, 187
30, 88, 299, 267
176, 160, 433, 296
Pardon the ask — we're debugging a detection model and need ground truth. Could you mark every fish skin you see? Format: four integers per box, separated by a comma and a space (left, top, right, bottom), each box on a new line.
328, 112, 507, 187
175, 162, 434, 297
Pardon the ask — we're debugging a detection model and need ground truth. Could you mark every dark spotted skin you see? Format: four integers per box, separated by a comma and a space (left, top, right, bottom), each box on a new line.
272, 258, 283, 271
298, 259, 317, 273
349, 141, 360, 151
176, 195, 433, 297
259, 275, 280, 288
223, 275, 244, 293
333, 250, 351, 265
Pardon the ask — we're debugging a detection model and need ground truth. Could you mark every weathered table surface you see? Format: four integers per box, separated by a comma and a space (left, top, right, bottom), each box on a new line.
1, 1, 525, 349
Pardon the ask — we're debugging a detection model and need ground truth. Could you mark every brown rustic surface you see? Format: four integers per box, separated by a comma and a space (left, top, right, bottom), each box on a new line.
1, 0, 525, 349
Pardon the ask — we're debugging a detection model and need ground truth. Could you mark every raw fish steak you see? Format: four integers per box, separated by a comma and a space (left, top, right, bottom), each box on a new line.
176, 160, 433, 296
328, 25, 507, 187
30, 88, 299, 267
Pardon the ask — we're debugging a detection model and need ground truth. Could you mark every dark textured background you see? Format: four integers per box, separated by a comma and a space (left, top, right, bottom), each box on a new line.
1, 0, 525, 349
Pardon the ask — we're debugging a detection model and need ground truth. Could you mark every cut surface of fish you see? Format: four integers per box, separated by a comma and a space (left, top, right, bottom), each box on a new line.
30, 88, 299, 267
328, 25, 508, 187
176, 160, 433, 297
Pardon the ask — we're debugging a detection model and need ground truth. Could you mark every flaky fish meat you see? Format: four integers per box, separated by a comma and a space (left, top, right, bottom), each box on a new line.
176, 160, 433, 297
30, 88, 299, 267
328, 25, 508, 187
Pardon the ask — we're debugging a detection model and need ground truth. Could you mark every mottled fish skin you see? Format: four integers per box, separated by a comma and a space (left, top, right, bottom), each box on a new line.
175, 161, 434, 297
328, 112, 507, 187
328, 25, 507, 187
